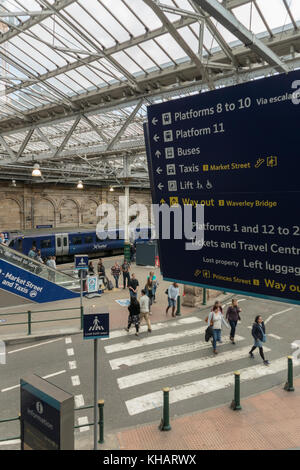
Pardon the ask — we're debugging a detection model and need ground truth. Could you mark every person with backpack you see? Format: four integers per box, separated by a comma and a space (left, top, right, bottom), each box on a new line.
125, 296, 141, 336
226, 299, 242, 345
249, 315, 270, 365
207, 305, 230, 354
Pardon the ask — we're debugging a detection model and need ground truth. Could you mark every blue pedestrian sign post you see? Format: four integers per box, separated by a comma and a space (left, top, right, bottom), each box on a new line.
83, 308, 109, 450
145, 70, 300, 305
83, 312, 109, 340
75, 255, 89, 270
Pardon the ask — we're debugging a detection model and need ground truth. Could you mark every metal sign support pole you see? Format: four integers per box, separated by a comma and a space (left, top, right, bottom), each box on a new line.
93, 338, 99, 450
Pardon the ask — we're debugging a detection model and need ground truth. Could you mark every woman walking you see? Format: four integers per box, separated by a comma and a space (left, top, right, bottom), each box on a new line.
125, 296, 140, 336
226, 299, 241, 345
249, 315, 270, 365
145, 278, 154, 314
208, 305, 229, 354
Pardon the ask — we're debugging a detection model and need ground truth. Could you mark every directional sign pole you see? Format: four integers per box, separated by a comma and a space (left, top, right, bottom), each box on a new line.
93, 338, 99, 450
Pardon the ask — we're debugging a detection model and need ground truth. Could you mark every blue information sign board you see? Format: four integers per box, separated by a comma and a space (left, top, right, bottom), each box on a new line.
146, 70, 300, 305
75, 254, 89, 270
83, 312, 109, 340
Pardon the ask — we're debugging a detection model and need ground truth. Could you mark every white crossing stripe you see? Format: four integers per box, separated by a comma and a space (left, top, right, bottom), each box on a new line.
0, 439, 21, 447
66, 348, 74, 356
75, 394, 85, 408
71, 375, 80, 386
268, 334, 282, 340
102, 316, 202, 341
264, 307, 293, 325
117, 345, 266, 389
78, 416, 90, 432
125, 357, 287, 416
104, 326, 207, 354
65, 337, 72, 344
109, 335, 244, 370
1, 370, 66, 393
69, 360, 77, 370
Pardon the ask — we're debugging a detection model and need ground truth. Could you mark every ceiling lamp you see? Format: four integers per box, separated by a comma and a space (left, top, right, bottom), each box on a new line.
109, 186, 114, 192
32, 163, 42, 177
11, 179, 16, 187
77, 180, 83, 189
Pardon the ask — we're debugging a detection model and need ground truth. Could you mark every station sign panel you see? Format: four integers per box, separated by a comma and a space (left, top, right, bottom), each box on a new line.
83, 310, 109, 340
75, 254, 89, 270
20, 374, 74, 450
146, 70, 300, 304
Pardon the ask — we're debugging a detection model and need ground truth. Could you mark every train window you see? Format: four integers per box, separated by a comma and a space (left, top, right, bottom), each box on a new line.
41, 239, 52, 249
57, 238, 62, 248
17, 239, 23, 251
63, 237, 68, 247
72, 236, 82, 245
84, 236, 93, 244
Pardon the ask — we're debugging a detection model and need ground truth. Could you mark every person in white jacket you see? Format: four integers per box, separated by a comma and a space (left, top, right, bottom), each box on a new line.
139, 289, 152, 333
208, 305, 229, 354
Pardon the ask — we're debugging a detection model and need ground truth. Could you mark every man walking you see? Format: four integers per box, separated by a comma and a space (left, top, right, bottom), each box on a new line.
128, 273, 139, 299
166, 282, 179, 318
121, 258, 131, 289
140, 289, 152, 333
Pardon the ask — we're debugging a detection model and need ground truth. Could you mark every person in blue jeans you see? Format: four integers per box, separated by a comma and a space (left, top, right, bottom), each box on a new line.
226, 299, 241, 345
208, 305, 229, 354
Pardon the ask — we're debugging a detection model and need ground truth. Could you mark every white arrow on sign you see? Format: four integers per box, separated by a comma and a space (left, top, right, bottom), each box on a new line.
158, 183, 164, 190
156, 167, 163, 175
152, 117, 158, 125
153, 134, 159, 142
155, 150, 161, 158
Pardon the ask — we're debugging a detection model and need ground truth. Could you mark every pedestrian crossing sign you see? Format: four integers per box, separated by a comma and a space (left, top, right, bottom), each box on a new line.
83, 312, 109, 340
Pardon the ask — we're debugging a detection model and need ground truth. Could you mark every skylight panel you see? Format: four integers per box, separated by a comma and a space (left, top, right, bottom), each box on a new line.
101, 0, 145, 37
127, 0, 162, 29
233, 3, 269, 35
155, 33, 187, 62
256, 0, 289, 31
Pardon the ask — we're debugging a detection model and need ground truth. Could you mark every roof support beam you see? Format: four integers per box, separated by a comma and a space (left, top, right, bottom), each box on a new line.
143, 0, 215, 89
51, 116, 81, 159
16, 129, 34, 159
194, 0, 289, 73
106, 99, 144, 151
0, 135, 16, 159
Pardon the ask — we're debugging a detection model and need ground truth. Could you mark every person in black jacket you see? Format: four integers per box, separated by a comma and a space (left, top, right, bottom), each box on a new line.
249, 315, 270, 365
125, 296, 140, 336
226, 299, 241, 345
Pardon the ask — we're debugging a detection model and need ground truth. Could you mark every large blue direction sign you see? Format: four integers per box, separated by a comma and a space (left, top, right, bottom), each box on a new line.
83, 312, 109, 340
146, 70, 300, 305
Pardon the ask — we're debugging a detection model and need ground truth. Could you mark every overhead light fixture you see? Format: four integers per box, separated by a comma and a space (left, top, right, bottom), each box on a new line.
32, 163, 42, 177
11, 179, 16, 187
109, 186, 114, 192
77, 180, 83, 189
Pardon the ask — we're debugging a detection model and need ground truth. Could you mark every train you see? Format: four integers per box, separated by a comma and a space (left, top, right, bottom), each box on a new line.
7, 226, 153, 263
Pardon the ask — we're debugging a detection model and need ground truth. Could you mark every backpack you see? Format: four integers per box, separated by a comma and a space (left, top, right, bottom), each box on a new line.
107, 280, 113, 291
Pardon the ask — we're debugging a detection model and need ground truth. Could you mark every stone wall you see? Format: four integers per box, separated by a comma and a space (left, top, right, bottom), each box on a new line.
0, 182, 153, 231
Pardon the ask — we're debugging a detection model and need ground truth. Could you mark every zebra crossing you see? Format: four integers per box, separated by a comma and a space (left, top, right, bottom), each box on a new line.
103, 315, 290, 417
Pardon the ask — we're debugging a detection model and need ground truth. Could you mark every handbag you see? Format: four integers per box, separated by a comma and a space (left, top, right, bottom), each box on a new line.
258, 324, 266, 343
